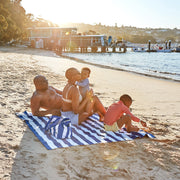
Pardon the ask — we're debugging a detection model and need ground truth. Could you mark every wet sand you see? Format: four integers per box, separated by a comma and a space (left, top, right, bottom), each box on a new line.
0, 46, 180, 180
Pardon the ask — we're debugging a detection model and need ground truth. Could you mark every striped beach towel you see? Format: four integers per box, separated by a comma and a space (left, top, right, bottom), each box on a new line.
16, 111, 155, 150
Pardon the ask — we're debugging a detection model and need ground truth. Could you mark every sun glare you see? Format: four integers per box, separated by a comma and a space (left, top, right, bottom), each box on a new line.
22, 0, 180, 28
22, 0, 117, 26
40, 0, 109, 25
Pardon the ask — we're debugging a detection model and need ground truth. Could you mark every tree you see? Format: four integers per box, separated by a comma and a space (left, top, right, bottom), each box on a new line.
0, 15, 8, 32
0, 0, 27, 42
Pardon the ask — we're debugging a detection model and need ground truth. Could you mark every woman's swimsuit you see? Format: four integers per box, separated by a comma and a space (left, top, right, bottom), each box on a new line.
62, 84, 82, 103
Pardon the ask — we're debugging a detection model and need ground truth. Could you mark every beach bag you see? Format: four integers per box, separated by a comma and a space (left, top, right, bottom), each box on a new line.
45, 116, 72, 139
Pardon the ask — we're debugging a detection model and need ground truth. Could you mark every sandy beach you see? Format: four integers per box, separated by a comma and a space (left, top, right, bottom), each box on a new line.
0, 46, 180, 180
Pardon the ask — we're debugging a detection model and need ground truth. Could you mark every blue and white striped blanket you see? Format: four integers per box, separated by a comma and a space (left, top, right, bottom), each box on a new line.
16, 111, 155, 150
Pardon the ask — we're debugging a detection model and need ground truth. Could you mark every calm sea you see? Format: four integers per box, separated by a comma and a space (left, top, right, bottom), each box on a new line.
64, 51, 180, 82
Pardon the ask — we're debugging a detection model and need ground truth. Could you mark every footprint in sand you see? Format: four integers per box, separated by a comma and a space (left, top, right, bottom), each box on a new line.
0, 102, 6, 106
57, 165, 65, 171
0, 122, 4, 125
40, 153, 47, 158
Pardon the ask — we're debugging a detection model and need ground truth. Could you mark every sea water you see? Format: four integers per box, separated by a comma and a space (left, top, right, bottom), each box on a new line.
64, 51, 180, 82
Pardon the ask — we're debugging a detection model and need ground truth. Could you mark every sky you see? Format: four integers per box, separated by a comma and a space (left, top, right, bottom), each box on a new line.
21, 0, 180, 29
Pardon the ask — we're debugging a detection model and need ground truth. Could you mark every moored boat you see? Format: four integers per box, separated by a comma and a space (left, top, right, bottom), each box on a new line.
132, 47, 147, 52
132, 47, 173, 52
175, 47, 180, 52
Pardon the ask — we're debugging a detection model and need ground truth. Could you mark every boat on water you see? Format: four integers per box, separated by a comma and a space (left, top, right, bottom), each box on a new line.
132, 47, 147, 52
132, 47, 173, 53
156, 49, 173, 52
132, 40, 176, 53
174, 47, 180, 52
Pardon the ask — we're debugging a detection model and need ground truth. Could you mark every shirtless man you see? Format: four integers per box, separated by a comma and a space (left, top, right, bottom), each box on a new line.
30, 75, 62, 116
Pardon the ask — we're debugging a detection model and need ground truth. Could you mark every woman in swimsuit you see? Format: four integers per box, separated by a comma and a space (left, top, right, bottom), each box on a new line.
61, 67, 106, 125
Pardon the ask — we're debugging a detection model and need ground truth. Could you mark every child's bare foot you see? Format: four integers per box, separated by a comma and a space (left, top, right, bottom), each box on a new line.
99, 115, 104, 122
127, 125, 139, 132
97, 112, 104, 122
141, 127, 151, 132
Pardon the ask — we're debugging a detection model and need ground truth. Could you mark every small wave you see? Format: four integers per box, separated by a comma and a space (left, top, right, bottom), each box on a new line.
149, 70, 180, 76
159, 71, 180, 76
121, 64, 129, 67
